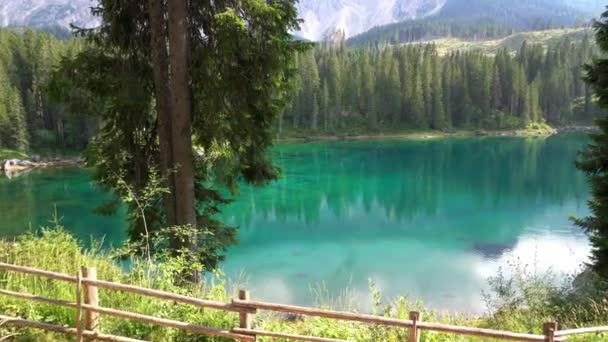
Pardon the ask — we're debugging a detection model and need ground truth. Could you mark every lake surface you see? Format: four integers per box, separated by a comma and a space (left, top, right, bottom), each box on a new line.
0, 134, 592, 312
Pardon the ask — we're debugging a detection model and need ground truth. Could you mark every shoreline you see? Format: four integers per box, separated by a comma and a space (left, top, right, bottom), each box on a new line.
1, 157, 83, 179
1, 125, 596, 177
277, 126, 596, 143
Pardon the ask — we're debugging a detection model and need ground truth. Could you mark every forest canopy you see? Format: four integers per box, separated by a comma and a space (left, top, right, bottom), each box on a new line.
284, 36, 599, 134
0, 29, 87, 153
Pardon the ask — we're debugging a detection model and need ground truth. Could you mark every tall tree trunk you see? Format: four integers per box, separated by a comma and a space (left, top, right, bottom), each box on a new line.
168, 0, 199, 281
148, 0, 177, 228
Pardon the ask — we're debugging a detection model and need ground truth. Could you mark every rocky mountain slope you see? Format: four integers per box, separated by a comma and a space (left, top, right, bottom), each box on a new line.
297, 0, 446, 41
0, 0, 98, 29
0, 0, 604, 42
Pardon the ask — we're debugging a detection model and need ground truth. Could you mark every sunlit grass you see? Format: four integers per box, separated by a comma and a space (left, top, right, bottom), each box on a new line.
0, 225, 607, 341
405, 28, 592, 56
0, 149, 28, 161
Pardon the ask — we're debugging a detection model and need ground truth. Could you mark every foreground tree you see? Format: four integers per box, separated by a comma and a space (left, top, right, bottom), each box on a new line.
52, 0, 305, 271
575, 8, 608, 278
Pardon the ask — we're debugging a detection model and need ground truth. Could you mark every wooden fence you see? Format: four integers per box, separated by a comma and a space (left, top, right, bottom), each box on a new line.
0, 262, 605, 342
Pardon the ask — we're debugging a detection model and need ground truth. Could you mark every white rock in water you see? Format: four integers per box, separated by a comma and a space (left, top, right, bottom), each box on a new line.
3, 159, 34, 171
3, 159, 20, 170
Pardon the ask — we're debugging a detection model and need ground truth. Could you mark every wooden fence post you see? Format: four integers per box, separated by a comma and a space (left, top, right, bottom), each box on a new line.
82, 267, 99, 335
238, 290, 255, 341
75, 269, 84, 342
409, 311, 422, 342
543, 322, 557, 342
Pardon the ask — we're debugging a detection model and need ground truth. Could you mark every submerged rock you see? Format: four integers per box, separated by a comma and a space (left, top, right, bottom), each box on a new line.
3, 159, 33, 170
471, 242, 513, 260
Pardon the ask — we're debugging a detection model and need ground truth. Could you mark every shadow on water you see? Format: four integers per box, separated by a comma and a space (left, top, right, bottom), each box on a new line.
470, 242, 515, 260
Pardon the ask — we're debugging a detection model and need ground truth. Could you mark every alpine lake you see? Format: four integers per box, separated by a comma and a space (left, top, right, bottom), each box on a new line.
0, 134, 592, 313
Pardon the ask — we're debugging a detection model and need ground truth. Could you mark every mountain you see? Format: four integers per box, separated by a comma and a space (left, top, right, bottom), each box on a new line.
0, 0, 98, 29
296, 0, 446, 41
299, 0, 606, 41
0, 0, 447, 41
437, 0, 598, 26
574, 0, 606, 16
0, 0, 605, 42
347, 0, 602, 46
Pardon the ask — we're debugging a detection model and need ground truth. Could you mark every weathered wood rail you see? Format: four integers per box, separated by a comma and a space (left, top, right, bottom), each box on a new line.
0, 262, 603, 341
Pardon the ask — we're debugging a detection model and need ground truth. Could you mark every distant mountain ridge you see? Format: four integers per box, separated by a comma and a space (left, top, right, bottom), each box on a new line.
0, 0, 605, 42
347, 0, 605, 46
297, 0, 446, 41
0, 0, 98, 29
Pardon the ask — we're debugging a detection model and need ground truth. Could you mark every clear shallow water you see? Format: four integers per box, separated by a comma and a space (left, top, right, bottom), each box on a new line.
0, 134, 592, 312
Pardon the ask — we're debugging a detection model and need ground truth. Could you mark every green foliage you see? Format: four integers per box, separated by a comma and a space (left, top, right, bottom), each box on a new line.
284, 37, 601, 136
0, 149, 28, 161
0, 28, 86, 152
0, 226, 241, 341
346, 0, 593, 47
575, 8, 608, 279
2, 229, 608, 341
49, 0, 308, 269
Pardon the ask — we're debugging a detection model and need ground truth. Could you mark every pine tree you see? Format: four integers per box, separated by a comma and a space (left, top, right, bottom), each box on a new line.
442, 60, 452, 128
320, 80, 330, 132
388, 57, 402, 125
574, 8, 608, 278
8, 87, 28, 151
412, 63, 426, 129
490, 64, 502, 110
299, 49, 320, 129
327, 50, 342, 130
422, 45, 433, 123
311, 93, 319, 131
360, 50, 375, 126
431, 55, 445, 130
284, 36, 594, 133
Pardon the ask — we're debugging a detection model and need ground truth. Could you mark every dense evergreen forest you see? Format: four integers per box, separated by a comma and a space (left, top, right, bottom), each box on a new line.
284, 36, 599, 134
0, 29, 85, 153
346, 17, 573, 47
0, 28, 602, 153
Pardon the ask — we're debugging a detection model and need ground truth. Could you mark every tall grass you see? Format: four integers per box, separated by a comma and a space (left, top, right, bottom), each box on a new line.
0, 149, 28, 161
0, 226, 607, 341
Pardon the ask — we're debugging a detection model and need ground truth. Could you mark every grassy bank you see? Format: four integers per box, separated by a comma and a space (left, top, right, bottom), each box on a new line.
0, 149, 28, 161
0, 148, 84, 162
404, 28, 592, 56
0, 227, 607, 341
277, 124, 562, 143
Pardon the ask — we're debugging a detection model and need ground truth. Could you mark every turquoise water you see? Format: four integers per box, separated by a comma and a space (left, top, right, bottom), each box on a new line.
0, 134, 591, 312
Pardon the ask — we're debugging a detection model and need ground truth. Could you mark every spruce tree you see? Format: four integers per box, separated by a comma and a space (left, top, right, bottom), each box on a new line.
388, 57, 402, 125
8, 87, 28, 151
412, 63, 426, 129
431, 55, 445, 130
575, 8, 608, 278
327, 50, 342, 130
359, 50, 375, 126
320, 80, 330, 132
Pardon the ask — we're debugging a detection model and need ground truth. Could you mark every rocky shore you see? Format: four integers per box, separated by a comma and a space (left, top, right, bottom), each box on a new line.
1, 156, 84, 179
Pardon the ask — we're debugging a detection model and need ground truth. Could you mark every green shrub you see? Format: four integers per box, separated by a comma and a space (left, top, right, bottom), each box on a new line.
1, 228, 608, 341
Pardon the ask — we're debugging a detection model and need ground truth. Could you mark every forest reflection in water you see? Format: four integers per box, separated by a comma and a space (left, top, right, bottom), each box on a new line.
0, 134, 592, 312
219, 134, 590, 312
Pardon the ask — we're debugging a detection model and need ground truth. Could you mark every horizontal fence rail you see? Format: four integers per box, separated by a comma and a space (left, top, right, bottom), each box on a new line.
0, 262, 600, 341
555, 326, 608, 337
